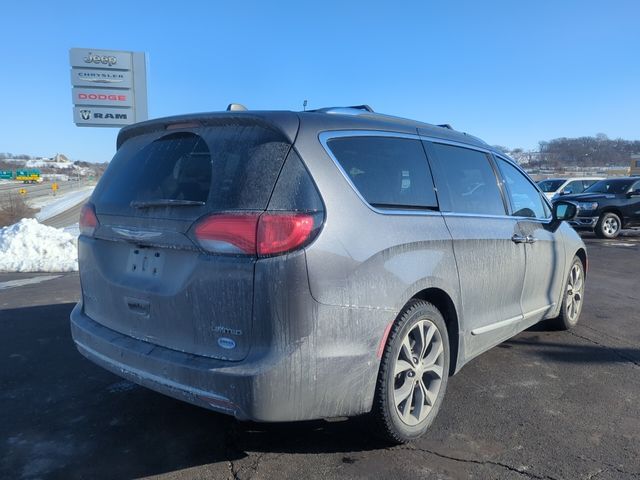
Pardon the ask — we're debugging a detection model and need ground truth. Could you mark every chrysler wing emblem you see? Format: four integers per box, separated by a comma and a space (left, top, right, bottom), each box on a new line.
112, 227, 163, 241
84, 78, 124, 84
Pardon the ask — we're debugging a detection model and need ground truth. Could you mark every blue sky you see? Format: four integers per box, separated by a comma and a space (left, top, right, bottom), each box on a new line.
1, 0, 639, 162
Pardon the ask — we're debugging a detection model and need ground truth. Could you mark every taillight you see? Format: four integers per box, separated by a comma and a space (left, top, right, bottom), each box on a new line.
79, 203, 99, 236
257, 213, 315, 256
193, 212, 320, 257
194, 213, 260, 255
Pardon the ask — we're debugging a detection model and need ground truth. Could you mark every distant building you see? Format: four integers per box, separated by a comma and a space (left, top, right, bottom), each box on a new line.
631, 154, 640, 176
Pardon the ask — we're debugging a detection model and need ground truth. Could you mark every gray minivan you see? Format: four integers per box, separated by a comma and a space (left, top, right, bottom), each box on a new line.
71, 105, 586, 442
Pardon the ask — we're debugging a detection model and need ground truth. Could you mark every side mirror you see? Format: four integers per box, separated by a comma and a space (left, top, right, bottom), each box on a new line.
627, 189, 640, 197
560, 189, 570, 195
553, 201, 577, 221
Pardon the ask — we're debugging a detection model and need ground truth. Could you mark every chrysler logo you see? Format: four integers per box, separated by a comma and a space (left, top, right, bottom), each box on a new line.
112, 227, 163, 240
78, 72, 125, 84
83, 52, 117, 66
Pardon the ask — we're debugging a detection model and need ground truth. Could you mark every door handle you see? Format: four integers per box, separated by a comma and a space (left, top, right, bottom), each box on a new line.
511, 234, 527, 244
525, 235, 537, 244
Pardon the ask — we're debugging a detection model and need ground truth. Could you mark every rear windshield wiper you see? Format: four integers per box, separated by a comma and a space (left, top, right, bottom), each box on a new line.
130, 199, 206, 208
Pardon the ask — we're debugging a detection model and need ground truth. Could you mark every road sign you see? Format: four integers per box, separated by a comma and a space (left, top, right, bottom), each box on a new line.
69, 48, 147, 127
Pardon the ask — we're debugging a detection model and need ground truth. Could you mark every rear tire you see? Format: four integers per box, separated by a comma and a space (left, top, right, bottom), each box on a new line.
549, 256, 585, 330
371, 300, 449, 443
595, 212, 621, 238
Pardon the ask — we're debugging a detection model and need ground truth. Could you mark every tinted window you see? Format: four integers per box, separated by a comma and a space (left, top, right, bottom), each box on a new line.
538, 179, 565, 192
327, 136, 437, 209
427, 143, 505, 215
496, 158, 549, 219
585, 179, 634, 194
563, 180, 585, 194
93, 125, 290, 218
268, 149, 323, 212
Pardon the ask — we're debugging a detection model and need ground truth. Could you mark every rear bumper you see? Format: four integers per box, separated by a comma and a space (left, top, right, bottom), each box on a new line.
70, 300, 385, 422
71, 302, 257, 419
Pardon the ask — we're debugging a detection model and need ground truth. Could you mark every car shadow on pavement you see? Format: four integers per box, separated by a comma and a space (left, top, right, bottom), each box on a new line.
1, 303, 388, 480
503, 335, 640, 366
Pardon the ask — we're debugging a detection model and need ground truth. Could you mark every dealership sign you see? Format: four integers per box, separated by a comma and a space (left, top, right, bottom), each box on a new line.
69, 48, 147, 127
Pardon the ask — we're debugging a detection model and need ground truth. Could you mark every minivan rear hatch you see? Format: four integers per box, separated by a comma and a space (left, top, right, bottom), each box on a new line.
80, 114, 299, 361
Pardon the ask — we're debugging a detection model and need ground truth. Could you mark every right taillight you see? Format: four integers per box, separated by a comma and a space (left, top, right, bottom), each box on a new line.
193, 212, 321, 257
79, 203, 99, 237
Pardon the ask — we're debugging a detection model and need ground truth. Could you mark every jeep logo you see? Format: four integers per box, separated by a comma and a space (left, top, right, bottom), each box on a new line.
83, 52, 117, 66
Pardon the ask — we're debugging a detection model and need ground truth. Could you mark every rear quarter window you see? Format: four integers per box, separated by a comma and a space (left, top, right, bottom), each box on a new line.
325, 135, 438, 209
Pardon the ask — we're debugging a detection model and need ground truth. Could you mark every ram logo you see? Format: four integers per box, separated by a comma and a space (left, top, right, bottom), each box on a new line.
80, 110, 91, 120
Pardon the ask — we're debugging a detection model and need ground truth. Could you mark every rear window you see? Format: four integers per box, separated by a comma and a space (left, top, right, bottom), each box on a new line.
326, 136, 438, 209
93, 124, 291, 217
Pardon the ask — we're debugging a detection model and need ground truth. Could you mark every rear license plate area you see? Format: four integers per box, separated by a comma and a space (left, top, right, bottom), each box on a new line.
127, 247, 164, 278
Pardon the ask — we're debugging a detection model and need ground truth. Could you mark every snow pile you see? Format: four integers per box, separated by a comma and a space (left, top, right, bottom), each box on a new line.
34, 186, 94, 221
0, 219, 78, 272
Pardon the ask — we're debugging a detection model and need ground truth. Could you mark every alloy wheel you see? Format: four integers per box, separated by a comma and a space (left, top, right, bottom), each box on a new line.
603, 217, 619, 236
392, 320, 444, 426
566, 263, 584, 322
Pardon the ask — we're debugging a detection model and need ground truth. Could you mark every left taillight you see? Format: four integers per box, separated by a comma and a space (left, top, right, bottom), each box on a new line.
79, 203, 98, 237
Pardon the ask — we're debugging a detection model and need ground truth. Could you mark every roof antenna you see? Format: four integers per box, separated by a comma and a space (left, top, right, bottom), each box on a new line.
226, 103, 247, 111
303, 100, 308, 111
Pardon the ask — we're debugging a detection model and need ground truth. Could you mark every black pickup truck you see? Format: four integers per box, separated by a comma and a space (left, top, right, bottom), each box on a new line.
554, 177, 640, 238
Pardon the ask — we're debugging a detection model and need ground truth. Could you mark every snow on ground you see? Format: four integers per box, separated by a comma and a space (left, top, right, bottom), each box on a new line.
34, 186, 94, 221
0, 219, 78, 272
25, 159, 75, 169
63, 223, 80, 237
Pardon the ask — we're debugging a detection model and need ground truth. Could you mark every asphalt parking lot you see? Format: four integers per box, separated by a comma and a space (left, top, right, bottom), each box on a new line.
1, 232, 639, 480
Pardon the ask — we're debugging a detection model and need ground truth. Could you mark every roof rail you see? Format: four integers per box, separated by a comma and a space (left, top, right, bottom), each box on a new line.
311, 105, 375, 116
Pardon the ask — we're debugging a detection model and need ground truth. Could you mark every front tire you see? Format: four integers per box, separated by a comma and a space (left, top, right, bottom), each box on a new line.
595, 212, 621, 238
549, 256, 585, 330
371, 300, 450, 443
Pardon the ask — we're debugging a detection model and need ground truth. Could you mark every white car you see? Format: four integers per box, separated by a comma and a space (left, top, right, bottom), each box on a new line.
537, 177, 604, 200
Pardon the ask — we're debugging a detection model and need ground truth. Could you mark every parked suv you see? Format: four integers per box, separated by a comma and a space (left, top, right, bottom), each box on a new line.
555, 177, 640, 238
537, 177, 603, 200
71, 106, 587, 442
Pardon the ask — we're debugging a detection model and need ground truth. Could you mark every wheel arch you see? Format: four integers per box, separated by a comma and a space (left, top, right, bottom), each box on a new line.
410, 288, 460, 376
575, 247, 587, 277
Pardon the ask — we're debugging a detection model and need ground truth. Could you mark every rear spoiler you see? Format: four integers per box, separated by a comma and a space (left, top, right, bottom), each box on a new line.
116, 111, 300, 150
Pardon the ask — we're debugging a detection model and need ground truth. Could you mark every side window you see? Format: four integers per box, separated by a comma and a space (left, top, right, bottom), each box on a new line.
564, 180, 584, 194
426, 142, 506, 216
326, 136, 437, 209
496, 158, 549, 219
